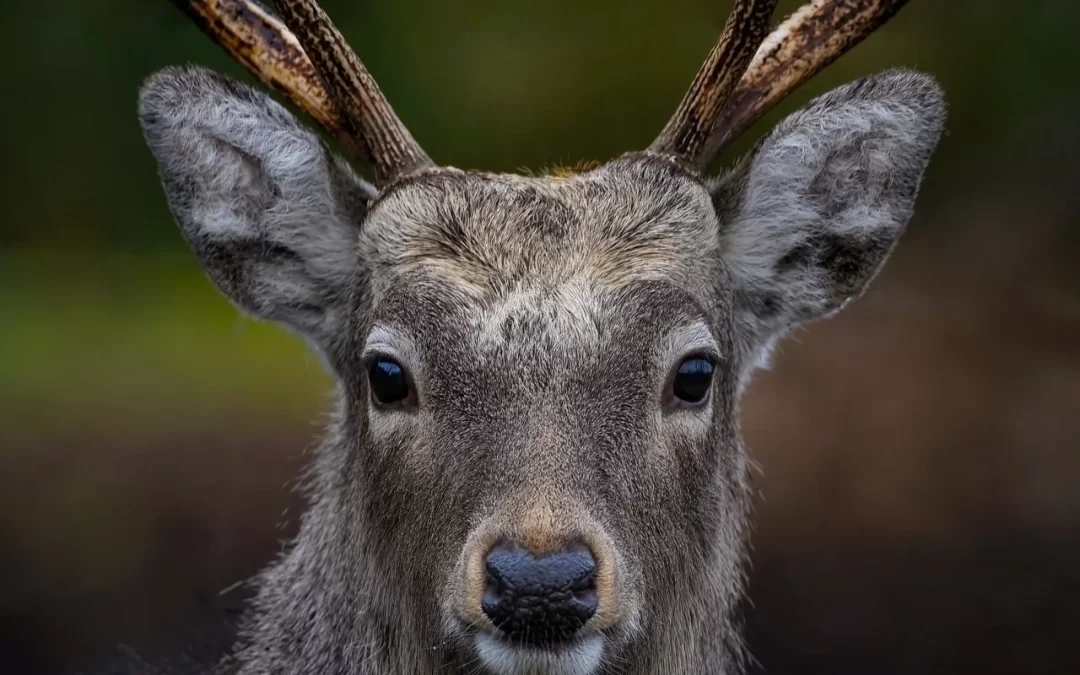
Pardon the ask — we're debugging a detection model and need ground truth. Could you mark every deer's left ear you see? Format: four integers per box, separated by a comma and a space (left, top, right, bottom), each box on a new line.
138, 66, 376, 358
710, 69, 946, 362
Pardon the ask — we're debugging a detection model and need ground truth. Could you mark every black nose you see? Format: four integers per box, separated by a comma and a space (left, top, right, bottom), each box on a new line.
481, 542, 598, 645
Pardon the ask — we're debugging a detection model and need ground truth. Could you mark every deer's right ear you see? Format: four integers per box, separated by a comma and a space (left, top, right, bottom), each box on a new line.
138, 65, 374, 353
708, 69, 945, 370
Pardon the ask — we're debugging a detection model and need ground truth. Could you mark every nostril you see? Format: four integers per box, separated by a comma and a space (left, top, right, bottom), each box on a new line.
570, 575, 599, 619
482, 561, 507, 611
563, 548, 598, 617
480, 543, 599, 645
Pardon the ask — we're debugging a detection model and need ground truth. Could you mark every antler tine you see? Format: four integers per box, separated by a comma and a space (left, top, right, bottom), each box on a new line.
275, 0, 433, 186
649, 0, 780, 168
706, 0, 914, 160
170, 0, 354, 152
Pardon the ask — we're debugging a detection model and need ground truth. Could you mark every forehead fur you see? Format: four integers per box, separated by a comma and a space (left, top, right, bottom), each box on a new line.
359, 154, 721, 305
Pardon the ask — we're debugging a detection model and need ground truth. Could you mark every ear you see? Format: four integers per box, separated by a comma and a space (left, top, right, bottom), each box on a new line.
710, 68, 946, 366
137, 65, 375, 355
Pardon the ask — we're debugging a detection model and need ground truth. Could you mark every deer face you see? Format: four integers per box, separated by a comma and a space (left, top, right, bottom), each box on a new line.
356, 158, 743, 668
138, 57, 943, 670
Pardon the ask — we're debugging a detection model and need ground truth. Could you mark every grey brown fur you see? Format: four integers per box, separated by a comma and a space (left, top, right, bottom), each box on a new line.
135, 58, 944, 674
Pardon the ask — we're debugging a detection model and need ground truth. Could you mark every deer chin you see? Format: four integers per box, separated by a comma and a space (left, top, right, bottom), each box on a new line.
474, 633, 606, 675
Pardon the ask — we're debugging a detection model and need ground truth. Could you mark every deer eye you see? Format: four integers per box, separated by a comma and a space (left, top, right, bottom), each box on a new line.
669, 356, 715, 406
368, 356, 412, 406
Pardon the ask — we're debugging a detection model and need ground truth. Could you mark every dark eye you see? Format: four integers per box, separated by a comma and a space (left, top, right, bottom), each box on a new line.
368, 356, 411, 406
670, 356, 715, 406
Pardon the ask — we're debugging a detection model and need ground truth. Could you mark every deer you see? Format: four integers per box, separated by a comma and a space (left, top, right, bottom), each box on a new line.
130, 0, 945, 673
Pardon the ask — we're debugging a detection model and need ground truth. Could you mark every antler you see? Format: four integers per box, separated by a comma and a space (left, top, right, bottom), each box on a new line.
652, 0, 913, 171
649, 0, 779, 165
171, 0, 910, 181
169, 0, 432, 186
708, 0, 913, 158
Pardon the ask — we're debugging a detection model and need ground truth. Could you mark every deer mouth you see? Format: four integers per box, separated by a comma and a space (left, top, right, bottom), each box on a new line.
473, 631, 606, 675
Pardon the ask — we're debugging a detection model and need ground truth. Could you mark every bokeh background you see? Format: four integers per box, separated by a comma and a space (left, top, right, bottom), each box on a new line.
2, 0, 1078, 673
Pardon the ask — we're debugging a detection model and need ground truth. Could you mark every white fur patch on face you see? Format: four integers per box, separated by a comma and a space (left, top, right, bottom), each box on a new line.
476, 281, 602, 352
475, 634, 605, 675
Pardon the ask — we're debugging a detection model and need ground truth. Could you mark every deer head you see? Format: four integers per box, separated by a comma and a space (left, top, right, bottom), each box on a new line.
137, 1, 944, 673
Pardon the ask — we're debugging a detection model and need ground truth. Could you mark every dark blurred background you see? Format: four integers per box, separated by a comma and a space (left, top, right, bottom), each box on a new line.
1, 0, 1078, 673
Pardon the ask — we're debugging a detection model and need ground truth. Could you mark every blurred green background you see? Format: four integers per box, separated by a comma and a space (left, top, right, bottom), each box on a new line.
1, 0, 1078, 673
